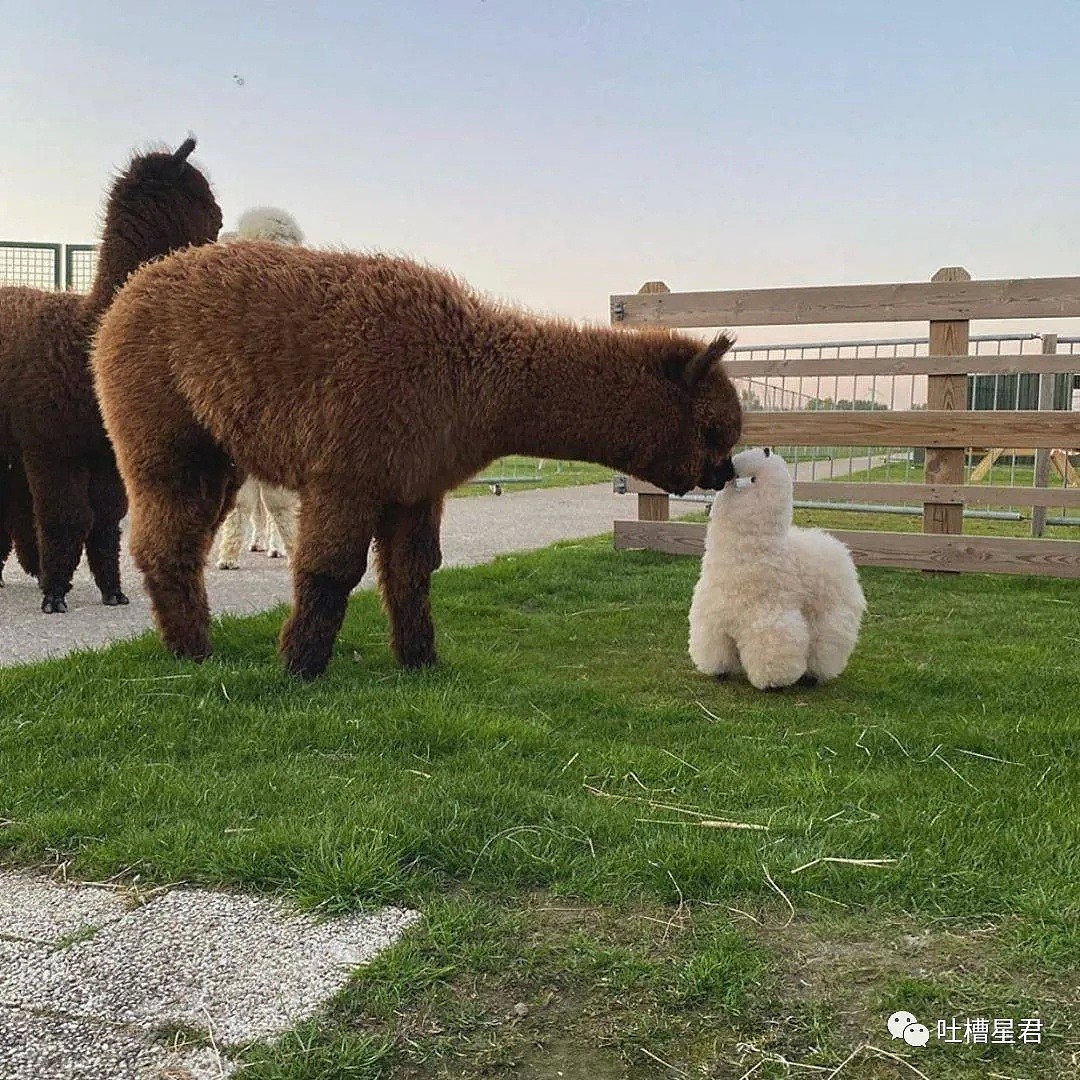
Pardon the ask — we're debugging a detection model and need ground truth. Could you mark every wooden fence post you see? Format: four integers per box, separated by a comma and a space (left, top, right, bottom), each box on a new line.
1031, 333, 1058, 537
923, 267, 970, 545
635, 281, 672, 523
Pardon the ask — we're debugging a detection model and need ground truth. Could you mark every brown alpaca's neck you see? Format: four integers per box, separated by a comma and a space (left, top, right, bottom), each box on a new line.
477, 317, 674, 471
83, 221, 172, 322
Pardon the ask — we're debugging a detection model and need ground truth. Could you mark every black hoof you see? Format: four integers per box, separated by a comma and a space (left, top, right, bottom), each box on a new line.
402, 655, 439, 672
796, 673, 819, 688
41, 594, 68, 614
713, 671, 730, 682
102, 591, 130, 606
285, 655, 329, 681
398, 643, 439, 670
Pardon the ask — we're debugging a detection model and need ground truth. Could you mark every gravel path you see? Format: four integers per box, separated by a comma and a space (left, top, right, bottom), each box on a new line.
0, 483, 637, 667
0, 871, 419, 1079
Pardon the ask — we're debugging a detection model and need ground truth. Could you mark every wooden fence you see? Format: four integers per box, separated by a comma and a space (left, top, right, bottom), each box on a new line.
610, 268, 1080, 578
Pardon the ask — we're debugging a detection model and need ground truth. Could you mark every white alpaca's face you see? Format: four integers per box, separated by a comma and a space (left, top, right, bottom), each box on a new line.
710, 447, 793, 532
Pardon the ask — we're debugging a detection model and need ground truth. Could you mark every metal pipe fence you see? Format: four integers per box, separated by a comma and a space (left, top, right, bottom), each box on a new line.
727, 332, 1078, 523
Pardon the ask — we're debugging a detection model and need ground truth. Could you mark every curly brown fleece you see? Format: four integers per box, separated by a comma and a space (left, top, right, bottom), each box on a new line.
0, 138, 222, 611
92, 243, 742, 678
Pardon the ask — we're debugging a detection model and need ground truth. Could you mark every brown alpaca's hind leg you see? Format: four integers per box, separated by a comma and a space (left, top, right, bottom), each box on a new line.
279, 490, 374, 680
23, 456, 92, 613
85, 458, 129, 605
215, 467, 244, 531
127, 445, 232, 660
374, 499, 444, 669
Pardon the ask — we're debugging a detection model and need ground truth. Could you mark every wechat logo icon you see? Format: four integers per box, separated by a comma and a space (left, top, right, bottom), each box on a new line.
887, 1011, 930, 1047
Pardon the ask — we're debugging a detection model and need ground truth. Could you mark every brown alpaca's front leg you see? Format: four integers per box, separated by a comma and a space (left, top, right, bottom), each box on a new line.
374, 499, 443, 670
24, 456, 93, 613
279, 490, 373, 679
0, 461, 10, 584
8, 461, 40, 578
85, 458, 130, 605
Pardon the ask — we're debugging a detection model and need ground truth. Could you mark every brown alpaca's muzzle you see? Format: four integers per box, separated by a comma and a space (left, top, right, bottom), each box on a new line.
700, 456, 736, 491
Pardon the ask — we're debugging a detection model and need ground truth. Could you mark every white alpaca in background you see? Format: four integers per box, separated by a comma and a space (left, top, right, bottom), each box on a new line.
215, 207, 304, 570
689, 448, 866, 690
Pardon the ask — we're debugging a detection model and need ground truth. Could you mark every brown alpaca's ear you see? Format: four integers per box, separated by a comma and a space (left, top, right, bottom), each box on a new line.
684, 333, 734, 392
163, 136, 197, 182
173, 136, 197, 161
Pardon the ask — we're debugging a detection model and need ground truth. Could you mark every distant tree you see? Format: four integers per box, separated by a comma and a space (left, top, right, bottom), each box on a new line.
805, 396, 888, 411
739, 388, 763, 411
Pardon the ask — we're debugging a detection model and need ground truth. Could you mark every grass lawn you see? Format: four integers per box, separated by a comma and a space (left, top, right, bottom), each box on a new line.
791, 507, 1080, 541
776, 458, 1080, 540
839, 458, 1077, 495
455, 456, 613, 496
2, 538, 1078, 1077
680, 505, 1080, 541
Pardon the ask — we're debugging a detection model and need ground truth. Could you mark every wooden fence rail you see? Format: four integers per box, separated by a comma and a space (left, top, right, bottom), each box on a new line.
611, 268, 1080, 578
624, 475, 1080, 510
611, 275, 1080, 329
738, 410, 1077, 448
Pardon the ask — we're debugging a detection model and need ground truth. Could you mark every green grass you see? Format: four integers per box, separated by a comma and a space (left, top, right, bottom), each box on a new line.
454, 456, 612, 496
683, 504, 1080, 540
839, 458, 1076, 493
778, 455, 1080, 539
2, 539, 1077, 1075
791, 507, 1080, 539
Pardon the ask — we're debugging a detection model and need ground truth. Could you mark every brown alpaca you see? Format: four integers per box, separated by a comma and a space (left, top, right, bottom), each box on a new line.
91, 244, 742, 679
0, 138, 222, 610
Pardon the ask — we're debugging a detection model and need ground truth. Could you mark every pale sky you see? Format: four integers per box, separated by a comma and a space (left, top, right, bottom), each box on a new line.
4, 1, 1080, 343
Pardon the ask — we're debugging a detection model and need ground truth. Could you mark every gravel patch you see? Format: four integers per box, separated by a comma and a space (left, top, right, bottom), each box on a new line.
0, 871, 128, 945
0, 939, 47, 968
0, 1005, 232, 1080
0, 887, 420, 1046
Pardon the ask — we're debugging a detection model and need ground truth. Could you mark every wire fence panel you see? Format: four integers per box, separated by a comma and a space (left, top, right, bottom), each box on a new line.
0, 242, 62, 290
64, 245, 98, 293
0, 240, 98, 292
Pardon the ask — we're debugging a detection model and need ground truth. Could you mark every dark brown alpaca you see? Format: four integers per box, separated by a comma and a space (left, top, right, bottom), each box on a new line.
92, 244, 742, 678
0, 138, 222, 610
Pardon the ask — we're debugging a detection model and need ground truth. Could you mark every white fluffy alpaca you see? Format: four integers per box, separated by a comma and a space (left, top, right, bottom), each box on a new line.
689, 448, 866, 690
214, 207, 304, 570
216, 480, 298, 567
